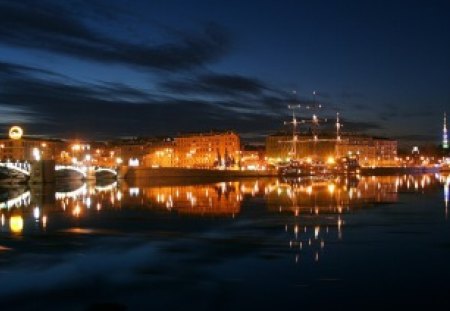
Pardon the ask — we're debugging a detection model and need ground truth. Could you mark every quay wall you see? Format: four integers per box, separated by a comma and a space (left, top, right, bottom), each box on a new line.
121, 167, 277, 180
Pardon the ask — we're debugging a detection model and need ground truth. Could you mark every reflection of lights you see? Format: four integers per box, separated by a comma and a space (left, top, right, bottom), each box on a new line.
337, 217, 343, 239
95, 182, 117, 192
73, 205, 81, 217
128, 158, 139, 166
55, 184, 87, 200
444, 181, 449, 209
0, 191, 31, 210
42, 216, 47, 229
1, 214, 4, 226
10, 216, 23, 234
314, 226, 320, 239
327, 156, 335, 165
86, 197, 91, 208
33, 207, 40, 220
129, 187, 139, 196
328, 183, 335, 194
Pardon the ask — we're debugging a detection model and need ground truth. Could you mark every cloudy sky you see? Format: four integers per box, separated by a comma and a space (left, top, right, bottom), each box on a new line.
0, 0, 449, 145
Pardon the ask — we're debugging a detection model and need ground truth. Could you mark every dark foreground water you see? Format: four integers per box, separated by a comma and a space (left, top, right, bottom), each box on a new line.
0, 174, 449, 310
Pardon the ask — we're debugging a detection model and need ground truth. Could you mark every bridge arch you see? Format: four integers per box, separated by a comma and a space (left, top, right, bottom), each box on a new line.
0, 162, 31, 176
94, 167, 118, 176
54, 165, 87, 178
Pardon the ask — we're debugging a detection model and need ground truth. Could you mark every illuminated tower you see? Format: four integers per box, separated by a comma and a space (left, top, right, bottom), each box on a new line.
336, 112, 341, 142
444, 112, 448, 150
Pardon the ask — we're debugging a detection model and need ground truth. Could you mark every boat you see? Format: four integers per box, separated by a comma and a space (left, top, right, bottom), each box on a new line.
332, 156, 360, 174
277, 102, 359, 177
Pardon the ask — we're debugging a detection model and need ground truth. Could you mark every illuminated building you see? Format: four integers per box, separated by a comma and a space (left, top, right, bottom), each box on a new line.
444, 112, 448, 150
336, 136, 397, 166
240, 145, 266, 170
266, 132, 335, 163
143, 138, 176, 167
267, 130, 397, 167
111, 137, 174, 167
174, 131, 240, 168
0, 127, 65, 161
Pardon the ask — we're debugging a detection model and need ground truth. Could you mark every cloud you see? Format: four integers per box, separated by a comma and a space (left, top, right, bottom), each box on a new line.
0, 1, 230, 72
0, 61, 288, 139
0, 60, 381, 141
160, 74, 267, 97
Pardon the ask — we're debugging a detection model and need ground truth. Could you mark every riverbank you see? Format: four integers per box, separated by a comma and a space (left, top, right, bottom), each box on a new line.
121, 167, 278, 180
120, 166, 443, 181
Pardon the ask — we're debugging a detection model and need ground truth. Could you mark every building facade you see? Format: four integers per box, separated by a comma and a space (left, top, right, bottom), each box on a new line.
336, 136, 397, 166
266, 132, 398, 167
0, 137, 65, 161
266, 132, 336, 163
174, 131, 240, 168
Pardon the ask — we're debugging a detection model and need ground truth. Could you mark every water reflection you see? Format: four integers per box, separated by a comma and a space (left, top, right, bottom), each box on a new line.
2, 174, 450, 310
0, 174, 448, 237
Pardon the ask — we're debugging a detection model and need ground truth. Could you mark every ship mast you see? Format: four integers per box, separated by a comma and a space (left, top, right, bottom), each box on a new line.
285, 104, 302, 159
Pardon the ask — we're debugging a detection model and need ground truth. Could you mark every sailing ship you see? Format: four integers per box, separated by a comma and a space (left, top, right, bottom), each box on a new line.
277, 97, 359, 177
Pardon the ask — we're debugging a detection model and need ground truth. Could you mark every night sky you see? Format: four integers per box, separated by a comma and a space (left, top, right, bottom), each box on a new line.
0, 0, 449, 146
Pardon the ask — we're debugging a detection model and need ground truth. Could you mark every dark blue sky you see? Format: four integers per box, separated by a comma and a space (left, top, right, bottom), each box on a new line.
0, 0, 449, 146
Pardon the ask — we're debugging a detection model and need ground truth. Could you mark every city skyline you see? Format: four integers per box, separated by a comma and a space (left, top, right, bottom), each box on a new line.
0, 0, 449, 146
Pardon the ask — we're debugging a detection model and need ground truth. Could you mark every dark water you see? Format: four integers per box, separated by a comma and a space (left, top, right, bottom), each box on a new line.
0, 174, 449, 310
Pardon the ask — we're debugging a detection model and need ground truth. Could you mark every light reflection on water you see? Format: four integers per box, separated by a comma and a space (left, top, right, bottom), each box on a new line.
0, 174, 448, 235
0, 174, 449, 309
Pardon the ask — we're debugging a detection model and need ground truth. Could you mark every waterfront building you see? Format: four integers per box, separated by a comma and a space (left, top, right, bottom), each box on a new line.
142, 138, 176, 167
240, 145, 266, 170
174, 131, 240, 168
266, 132, 336, 164
336, 136, 397, 166
266, 130, 398, 167
109, 137, 171, 167
0, 127, 65, 161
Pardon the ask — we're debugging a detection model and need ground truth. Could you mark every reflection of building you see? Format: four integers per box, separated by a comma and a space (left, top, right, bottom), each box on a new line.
139, 182, 242, 215
174, 131, 240, 168
1, 174, 445, 236
265, 176, 405, 214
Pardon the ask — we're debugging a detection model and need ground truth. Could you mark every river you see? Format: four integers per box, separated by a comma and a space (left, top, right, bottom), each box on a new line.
0, 174, 449, 310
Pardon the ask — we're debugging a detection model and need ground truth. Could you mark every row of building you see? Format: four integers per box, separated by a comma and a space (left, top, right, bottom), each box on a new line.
266, 132, 398, 166
0, 126, 398, 168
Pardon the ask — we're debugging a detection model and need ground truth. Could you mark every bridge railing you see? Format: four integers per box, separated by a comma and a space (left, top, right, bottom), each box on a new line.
0, 161, 31, 176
